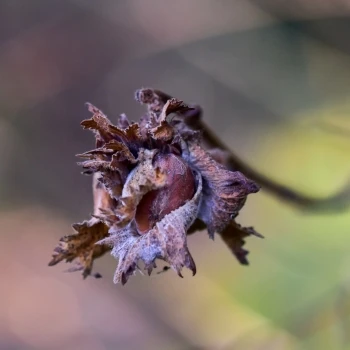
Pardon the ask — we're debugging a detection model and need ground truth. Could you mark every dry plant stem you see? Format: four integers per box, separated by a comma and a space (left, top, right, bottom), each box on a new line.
191, 118, 350, 212
153, 90, 350, 212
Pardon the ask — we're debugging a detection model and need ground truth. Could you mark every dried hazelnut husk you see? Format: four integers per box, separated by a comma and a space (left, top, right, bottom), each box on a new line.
48, 88, 261, 284
135, 152, 196, 234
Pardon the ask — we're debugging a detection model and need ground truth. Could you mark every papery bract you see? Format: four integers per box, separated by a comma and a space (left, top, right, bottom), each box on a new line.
48, 88, 261, 284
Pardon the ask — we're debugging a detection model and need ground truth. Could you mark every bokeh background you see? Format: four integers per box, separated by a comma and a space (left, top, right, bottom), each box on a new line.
1, 1, 350, 349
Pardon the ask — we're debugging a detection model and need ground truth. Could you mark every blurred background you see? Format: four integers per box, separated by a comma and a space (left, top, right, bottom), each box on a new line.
1, 1, 350, 349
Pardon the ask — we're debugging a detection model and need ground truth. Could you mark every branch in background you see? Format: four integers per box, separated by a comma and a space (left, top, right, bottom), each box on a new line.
178, 102, 350, 213
315, 121, 350, 140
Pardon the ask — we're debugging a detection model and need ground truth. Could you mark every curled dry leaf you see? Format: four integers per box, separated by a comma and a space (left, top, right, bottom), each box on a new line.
185, 141, 259, 238
99, 172, 202, 284
114, 149, 167, 228
219, 221, 263, 265
48, 88, 261, 284
48, 219, 110, 278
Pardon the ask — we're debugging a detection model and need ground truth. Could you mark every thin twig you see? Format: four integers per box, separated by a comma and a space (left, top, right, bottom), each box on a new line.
176, 101, 350, 212
199, 119, 350, 212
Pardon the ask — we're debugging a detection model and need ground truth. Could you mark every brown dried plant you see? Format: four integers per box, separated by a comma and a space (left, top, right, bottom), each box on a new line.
48, 88, 350, 284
